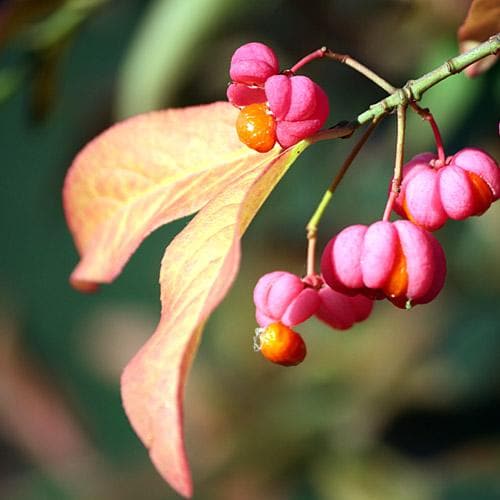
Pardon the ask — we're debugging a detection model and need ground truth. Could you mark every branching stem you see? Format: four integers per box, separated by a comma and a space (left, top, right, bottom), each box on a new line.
290, 46, 396, 94
290, 47, 327, 73
357, 34, 500, 125
383, 104, 407, 221
298, 34, 500, 273
323, 50, 396, 94
305, 119, 381, 276
308, 34, 499, 143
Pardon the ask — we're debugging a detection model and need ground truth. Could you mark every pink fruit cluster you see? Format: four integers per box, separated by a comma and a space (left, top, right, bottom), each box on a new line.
320, 220, 446, 309
251, 146, 498, 365
253, 271, 320, 328
394, 148, 500, 231
238, 45, 500, 367
227, 42, 329, 149
253, 271, 373, 331
318, 147, 498, 311
227, 42, 278, 106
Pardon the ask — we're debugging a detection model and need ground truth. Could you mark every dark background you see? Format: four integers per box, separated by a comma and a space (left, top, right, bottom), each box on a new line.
0, 1, 499, 499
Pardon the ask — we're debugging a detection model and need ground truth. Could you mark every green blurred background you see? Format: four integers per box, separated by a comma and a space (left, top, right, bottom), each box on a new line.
0, 1, 499, 499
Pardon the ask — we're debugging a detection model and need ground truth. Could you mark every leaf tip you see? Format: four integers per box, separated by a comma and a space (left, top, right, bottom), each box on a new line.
70, 278, 100, 294
121, 349, 194, 499
152, 458, 193, 498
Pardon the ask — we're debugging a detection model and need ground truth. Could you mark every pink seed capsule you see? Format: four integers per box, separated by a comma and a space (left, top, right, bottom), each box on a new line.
394, 148, 499, 231
227, 43, 330, 149
227, 83, 267, 107
227, 42, 279, 108
229, 42, 279, 86
265, 74, 330, 148
320, 220, 447, 309
315, 285, 374, 330
253, 271, 320, 327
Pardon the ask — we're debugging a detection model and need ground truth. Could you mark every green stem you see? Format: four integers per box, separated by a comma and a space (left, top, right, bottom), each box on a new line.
305, 119, 381, 276
323, 50, 396, 94
312, 34, 499, 144
357, 33, 500, 126
302, 34, 498, 273
289, 47, 396, 94
383, 104, 407, 221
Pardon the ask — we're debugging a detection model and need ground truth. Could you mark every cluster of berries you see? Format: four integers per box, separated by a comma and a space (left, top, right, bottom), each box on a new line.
227, 42, 329, 151
253, 271, 373, 365
227, 43, 500, 366
394, 148, 500, 231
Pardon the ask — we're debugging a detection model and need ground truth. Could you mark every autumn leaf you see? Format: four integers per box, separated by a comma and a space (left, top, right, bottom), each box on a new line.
120, 140, 308, 498
457, 0, 500, 77
63, 100, 316, 496
63, 102, 280, 290
458, 0, 500, 44
64, 95, 354, 496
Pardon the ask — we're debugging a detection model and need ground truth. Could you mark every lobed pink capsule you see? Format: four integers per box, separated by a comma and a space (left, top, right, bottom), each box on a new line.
226, 83, 267, 107
227, 42, 330, 149
394, 148, 499, 231
315, 285, 374, 330
320, 220, 446, 309
265, 74, 330, 148
229, 42, 279, 85
254, 270, 374, 332
227, 42, 279, 107
253, 271, 320, 327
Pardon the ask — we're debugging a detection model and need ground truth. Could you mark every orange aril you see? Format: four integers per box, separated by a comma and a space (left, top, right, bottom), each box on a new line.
255, 322, 306, 366
466, 171, 493, 215
236, 103, 277, 153
382, 239, 408, 302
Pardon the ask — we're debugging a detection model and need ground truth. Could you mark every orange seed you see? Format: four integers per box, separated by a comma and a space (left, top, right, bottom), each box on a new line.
255, 322, 306, 366
382, 239, 408, 304
466, 171, 493, 215
236, 103, 277, 153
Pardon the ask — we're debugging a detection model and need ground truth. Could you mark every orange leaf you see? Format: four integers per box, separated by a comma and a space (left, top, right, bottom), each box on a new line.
458, 0, 500, 43
63, 102, 280, 289
120, 141, 308, 497
457, 0, 500, 77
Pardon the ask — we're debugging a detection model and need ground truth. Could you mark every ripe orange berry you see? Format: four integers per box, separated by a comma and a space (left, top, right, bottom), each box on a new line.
236, 102, 276, 153
254, 322, 306, 366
